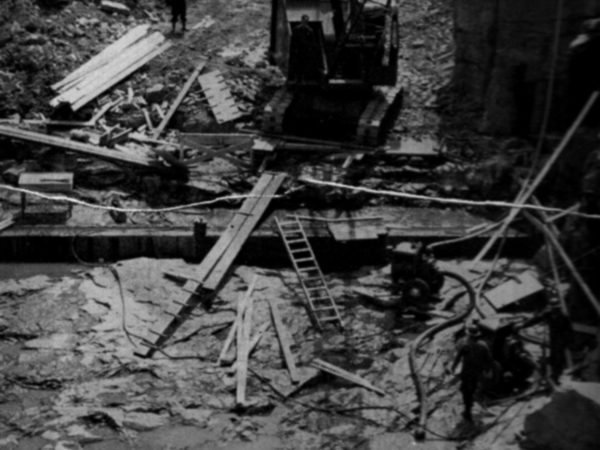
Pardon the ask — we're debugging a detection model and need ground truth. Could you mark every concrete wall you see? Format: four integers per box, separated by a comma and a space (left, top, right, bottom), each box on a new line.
453, 0, 600, 135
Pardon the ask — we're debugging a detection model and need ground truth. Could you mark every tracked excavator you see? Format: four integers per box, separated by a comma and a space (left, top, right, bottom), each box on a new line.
263, 0, 403, 146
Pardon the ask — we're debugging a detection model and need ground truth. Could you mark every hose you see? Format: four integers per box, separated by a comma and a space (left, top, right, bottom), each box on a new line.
409, 270, 476, 440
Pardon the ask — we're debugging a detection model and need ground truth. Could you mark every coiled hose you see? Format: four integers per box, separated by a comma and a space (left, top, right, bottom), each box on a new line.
408, 270, 476, 440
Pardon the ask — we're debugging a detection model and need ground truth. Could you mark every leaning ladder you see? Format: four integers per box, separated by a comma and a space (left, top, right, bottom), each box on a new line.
275, 216, 343, 330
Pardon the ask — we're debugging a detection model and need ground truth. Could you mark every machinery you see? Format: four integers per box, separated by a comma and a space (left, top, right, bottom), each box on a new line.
264, 0, 403, 146
389, 242, 445, 304
475, 318, 538, 393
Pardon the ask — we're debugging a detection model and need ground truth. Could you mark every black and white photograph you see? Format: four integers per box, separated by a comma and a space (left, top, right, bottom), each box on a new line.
0, 0, 599, 449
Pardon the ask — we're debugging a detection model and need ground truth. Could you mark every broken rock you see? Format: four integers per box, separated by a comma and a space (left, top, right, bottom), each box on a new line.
522, 381, 600, 450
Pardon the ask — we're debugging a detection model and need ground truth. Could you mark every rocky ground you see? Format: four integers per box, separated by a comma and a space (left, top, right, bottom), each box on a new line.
0, 258, 551, 450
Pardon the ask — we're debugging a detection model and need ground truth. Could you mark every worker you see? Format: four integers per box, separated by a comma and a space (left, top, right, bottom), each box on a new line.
448, 320, 493, 422
291, 15, 320, 83
169, 0, 187, 33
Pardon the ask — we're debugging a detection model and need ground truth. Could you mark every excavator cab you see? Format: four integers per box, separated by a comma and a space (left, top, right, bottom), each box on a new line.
264, 0, 402, 145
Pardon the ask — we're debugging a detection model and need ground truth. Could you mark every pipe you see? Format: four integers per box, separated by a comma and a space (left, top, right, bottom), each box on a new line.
409, 270, 476, 440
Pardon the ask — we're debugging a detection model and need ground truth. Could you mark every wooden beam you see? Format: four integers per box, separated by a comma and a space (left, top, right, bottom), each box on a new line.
0, 125, 166, 171
311, 358, 385, 396
222, 320, 269, 367
236, 283, 255, 405
268, 299, 300, 383
202, 173, 286, 291
524, 212, 600, 318
53, 33, 164, 106
472, 91, 599, 265
219, 276, 257, 365
153, 59, 207, 139
52, 25, 150, 92
71, 39, 172, 111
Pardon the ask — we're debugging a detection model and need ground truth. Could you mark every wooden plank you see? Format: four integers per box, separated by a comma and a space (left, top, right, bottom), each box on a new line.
268, 298, 300, 383
327, 221, 383, 241
180, 133, 253, 147
53, 34, 164, 106
483, 272, 544, 311
52, 25, 150, 92
64, 34, 164, 105
236, 284, 255, 406
18, 172, 73, 192
0, 125, 162, 170
219, 277, 257, 365
222, 320, 270, 367
197, 71, 243, 124
311, 358, 385, 395
71, 39, 172, 111
0, 214, 14, 233
138, 173, 281, 357
202, 173, 286, 290
153, 59, 207, 139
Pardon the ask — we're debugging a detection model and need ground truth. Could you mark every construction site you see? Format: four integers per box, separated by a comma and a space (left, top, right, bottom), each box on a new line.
0, 0, 599, 449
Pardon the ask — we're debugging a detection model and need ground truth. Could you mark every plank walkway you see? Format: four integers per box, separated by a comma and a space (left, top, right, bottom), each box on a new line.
137, 172, 286, 357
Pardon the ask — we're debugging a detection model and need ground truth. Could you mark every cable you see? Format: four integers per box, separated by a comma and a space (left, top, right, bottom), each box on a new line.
0, 183, 283, 214
299, 177, 600, 220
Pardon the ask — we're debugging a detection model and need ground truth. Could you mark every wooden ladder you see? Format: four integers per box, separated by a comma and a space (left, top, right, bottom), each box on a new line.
275, 216, 343, 331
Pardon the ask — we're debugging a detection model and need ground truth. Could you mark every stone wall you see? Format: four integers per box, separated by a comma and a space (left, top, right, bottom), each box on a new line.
453, 0, 600, 135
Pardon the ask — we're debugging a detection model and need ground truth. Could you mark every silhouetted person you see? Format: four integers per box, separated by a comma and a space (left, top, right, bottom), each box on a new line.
291, 15, 321, 83
169, 0, 186, 33
450, 321, 493, 422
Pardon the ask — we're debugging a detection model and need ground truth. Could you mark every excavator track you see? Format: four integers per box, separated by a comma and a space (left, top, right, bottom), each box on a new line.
356, 85, 404, 146
261, 87, 294, 135
261, 85, 403, 147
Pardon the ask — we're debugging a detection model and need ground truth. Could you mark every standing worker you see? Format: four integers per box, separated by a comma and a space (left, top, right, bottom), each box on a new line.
448, 320, 493, 422
169, 0, 187, 34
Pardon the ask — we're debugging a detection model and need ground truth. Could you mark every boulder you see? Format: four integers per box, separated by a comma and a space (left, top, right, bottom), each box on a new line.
521, 381, 600, 450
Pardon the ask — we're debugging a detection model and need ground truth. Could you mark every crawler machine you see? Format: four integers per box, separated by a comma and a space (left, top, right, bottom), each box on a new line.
264, 0, 403, 146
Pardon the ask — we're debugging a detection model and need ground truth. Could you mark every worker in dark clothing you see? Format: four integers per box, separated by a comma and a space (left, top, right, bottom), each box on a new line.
169, 0, 186, 33
291, 15, 321, 83
449, 320, 493, 422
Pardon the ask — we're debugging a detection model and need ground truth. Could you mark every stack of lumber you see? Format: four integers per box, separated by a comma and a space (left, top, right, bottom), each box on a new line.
50, 25, 171, 111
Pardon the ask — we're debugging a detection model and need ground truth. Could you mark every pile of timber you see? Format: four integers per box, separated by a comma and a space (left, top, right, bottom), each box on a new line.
50, 25, 171, 111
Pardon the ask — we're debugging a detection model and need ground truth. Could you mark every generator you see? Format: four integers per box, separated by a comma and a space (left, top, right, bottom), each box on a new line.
389, 242, 445, 303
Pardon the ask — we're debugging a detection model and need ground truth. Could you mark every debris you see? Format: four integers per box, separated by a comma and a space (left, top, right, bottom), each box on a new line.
153, 59, 207, 139
0, 213, 15, 232
311, 358, 386, 396
236, 276, 255, 406
100, 1, 131, 16
483, 272, 544, 311
145, 83, 167, 104
52, 25, 149, 93
197, 70, 244, 124
51, 29, 171, 111
219, 277, 257, 366
268, 298, 300, 383
18, 173, 74, 192
0, 125, 167, 172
